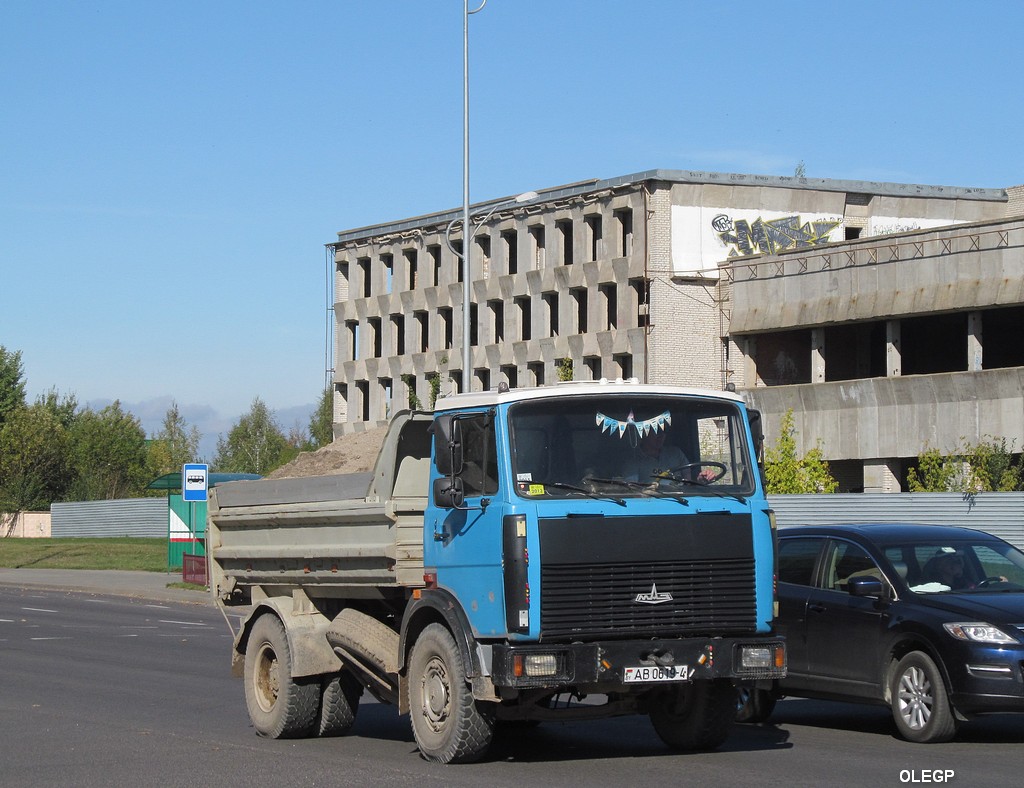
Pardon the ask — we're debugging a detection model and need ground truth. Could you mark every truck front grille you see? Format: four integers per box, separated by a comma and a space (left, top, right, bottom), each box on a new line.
540, 558, 756, 641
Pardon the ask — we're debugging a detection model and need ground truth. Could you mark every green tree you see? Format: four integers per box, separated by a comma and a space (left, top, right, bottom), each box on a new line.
0, 403, 71, 517
309, 387, 334, 448
35, 387, 79, 430
557, 357, 574, 382
213, 397, 289, 475
0, 345, 27, 428
763, 409, 838, 494
67, 401, 150, 500
908, 438, 1024, 492
147, 401, 202, 477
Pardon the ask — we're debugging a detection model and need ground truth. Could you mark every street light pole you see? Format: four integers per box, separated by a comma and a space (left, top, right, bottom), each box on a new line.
461, 0, 487, 393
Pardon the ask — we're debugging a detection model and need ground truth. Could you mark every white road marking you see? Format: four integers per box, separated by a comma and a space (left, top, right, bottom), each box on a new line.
158, 620, 209, 627
22, 607, 58, 613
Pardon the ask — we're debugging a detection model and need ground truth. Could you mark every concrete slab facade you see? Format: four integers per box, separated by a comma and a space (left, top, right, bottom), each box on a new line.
328, 170, 1016, 491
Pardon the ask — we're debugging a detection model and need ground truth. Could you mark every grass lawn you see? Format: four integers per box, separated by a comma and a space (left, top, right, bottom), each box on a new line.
0, 537, 172, 572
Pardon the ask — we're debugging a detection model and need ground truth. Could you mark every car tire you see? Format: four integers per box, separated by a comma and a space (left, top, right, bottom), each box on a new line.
736, 686, 777, 723
890, 651, 957, 743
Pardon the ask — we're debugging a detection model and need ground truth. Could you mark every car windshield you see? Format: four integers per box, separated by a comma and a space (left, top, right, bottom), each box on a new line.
883, 540, 1024, 594
508, 393, 756, 500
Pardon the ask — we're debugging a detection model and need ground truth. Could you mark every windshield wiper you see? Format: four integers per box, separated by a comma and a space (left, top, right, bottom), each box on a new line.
537, 480, 626, 506
653, 474, 746, 504
582, 476, 691, 506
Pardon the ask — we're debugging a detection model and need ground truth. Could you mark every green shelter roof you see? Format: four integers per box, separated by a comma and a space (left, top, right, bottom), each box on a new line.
146, 472, 262, 490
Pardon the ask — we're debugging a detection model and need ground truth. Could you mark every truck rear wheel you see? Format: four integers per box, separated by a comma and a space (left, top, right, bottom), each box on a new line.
408, 623, 494, 763
243, 613, 319, 739
649, 680, 736, 751
318, 671, 361, 737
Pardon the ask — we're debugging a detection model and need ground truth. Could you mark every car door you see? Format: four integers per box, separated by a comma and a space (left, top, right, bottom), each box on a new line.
799, 538, 889, 698
775, 535, 827, 677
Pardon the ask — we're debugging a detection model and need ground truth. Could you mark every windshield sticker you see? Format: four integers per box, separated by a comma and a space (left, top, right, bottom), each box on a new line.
595, 409, 671, 439
517, 472, 533, 482
528, 484, 545, 495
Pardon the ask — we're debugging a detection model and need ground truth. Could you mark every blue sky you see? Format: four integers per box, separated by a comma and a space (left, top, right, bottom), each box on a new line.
3, 1, 1023, 459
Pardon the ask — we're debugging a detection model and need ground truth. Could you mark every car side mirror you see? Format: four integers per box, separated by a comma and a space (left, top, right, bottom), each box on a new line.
847, 576, 884, 598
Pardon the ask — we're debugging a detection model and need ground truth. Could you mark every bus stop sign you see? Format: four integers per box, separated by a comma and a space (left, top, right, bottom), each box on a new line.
182, 463, 209, 502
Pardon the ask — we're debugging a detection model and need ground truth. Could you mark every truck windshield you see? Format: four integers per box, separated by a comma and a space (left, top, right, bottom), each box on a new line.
509, 394, 756, 501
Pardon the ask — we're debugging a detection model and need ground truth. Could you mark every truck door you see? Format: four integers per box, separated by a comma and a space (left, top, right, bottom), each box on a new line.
427, 412, 508, 637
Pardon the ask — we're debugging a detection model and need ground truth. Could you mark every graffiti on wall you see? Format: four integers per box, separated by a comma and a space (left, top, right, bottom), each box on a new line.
712, 214, 841, 257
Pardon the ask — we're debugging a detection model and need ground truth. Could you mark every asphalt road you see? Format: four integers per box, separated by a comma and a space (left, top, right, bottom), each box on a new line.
2, 573, 1023, 787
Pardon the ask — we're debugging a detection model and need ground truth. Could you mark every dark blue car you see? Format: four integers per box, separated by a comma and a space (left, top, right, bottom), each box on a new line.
738, 523, 1024, 743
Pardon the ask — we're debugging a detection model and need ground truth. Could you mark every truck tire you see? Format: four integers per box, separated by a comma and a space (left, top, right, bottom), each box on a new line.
735, 686, 777, 723
243, 613, 319, 739
890, 651, 957, 743
649, 680, 736, 751
408, 623, 494, 763
318, 672, 361, 737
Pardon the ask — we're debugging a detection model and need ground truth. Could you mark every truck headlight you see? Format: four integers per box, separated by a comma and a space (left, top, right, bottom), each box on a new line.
740, 646, 773, 669
513, 653, 560, 677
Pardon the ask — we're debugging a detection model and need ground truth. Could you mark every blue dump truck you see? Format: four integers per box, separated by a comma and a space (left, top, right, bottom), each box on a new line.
208, 380, 786, 763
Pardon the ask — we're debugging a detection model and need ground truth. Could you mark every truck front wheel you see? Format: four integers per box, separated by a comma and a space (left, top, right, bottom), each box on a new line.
649, 680, 736, 751
408, 623, 494, 763
243, 614, 319, 739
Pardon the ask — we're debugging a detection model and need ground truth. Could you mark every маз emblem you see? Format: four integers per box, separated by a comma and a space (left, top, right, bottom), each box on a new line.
634, 583, 673, 605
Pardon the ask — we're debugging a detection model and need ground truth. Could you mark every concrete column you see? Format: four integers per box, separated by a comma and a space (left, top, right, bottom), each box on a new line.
967, 311, 983, 371
811, 328, 826, 383
742, 337, 759, 387
886, 320, 902, 377
864, 459, 901, 493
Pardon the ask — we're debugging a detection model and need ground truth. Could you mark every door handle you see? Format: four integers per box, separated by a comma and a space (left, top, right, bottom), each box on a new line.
808, 603, 827, 614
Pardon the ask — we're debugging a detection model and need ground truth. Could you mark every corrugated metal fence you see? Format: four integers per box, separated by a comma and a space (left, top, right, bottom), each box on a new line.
43, 492, 1024, 551
50, 498, 166, 538
769, 492, 1024, 550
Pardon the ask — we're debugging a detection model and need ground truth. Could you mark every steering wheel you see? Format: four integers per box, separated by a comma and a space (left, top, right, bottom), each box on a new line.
976, 576, 1007, 588
667, 461, 727, 484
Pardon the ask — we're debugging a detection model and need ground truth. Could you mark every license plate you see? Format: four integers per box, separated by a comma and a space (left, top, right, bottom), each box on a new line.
623, 664, 694, 683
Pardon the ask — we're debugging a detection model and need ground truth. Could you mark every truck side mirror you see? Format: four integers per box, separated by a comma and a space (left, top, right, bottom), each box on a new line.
431, 415, 464, 476
747, 409, 764, 462
433, 475, 465, 509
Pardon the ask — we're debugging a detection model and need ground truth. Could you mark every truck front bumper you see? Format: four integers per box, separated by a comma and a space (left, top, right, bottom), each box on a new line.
490, 636, 786, 691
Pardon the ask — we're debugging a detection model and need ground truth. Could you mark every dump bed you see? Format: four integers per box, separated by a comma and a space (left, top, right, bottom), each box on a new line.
208, 412, 433, 603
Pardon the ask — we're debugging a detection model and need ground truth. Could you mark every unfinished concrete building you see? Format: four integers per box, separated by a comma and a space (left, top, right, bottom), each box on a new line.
328, 170, 1018, 490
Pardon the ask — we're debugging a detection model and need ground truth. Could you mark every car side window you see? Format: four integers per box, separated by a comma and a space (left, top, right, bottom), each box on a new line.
824, 540, 880, 591
778, 538, 824, 586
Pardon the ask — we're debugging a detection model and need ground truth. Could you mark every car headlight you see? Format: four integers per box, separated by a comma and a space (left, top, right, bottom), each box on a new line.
943, 622, 1018, 644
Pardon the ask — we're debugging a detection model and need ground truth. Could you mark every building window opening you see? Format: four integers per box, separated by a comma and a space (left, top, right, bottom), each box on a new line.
614, 208, 633, 258
529, 224, 545, 269
502, 229, 518, 275
358, 257, 371, 298
543, 291, 559, 337
428, 244, 441, 287
515, 296, 532, 340
440, 308, 453, 350
556, 219, 573, 265
489, 299, 504, 343
571, 287, 588, 333
599, 283, 617, 330
404, 249, 418, 290
391, 314, 405, 356
584, 214, 603, 261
